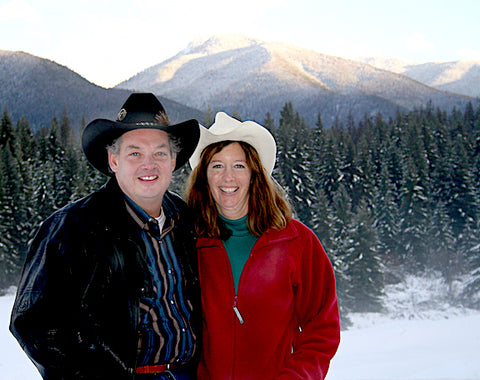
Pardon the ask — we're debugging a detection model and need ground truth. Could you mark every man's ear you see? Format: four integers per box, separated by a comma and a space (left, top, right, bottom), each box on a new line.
108, 151, 118, 173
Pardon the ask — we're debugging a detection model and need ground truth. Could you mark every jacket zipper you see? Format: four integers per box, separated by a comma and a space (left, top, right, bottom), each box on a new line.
233, 296, 245, 325
232, 241, 259, 327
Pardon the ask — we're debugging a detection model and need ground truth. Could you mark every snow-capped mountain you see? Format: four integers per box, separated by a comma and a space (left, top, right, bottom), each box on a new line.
116, 34, 475, 126
360, 57, 480, 98
1, 35, 478, 129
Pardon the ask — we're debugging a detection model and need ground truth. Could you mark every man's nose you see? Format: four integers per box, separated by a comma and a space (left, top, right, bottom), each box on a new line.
141, 155, 156, 168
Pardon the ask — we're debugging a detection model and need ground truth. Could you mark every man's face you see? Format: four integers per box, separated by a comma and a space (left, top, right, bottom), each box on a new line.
108, 129, 176, 217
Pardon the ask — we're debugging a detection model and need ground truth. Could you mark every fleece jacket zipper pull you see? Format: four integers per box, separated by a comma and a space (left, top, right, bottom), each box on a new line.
233, 296, 245, 325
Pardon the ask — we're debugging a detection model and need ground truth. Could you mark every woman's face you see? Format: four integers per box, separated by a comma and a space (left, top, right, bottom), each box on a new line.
207, 142, 252, 220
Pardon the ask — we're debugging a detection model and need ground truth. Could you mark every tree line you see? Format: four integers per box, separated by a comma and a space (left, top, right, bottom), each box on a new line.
1, 101, 480, 326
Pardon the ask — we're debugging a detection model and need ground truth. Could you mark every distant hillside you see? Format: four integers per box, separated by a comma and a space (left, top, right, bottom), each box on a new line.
0, 50, 203, 133
116, 34, 477, 127
360, 57, 480, 98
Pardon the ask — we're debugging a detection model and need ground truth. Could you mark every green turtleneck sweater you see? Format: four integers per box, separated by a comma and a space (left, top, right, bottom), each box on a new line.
221, 215, 258, 294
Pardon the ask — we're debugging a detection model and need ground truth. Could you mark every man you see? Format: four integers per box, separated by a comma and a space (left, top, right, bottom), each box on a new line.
10, 93, 201, 379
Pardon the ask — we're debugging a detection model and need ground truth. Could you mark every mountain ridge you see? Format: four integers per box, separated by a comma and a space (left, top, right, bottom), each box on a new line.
1, 35, 478, 130
359, 56, 480, 97
0, 50, 203, 132
116, 34, 476, 126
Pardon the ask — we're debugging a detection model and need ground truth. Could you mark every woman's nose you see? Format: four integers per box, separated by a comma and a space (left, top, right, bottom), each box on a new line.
223, 167, 235, 181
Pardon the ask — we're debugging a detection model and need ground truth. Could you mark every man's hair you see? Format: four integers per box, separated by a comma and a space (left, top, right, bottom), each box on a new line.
185, 141, 292, 239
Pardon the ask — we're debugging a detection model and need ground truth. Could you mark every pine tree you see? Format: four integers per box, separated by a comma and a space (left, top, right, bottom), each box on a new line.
397, 120, 430, 272
373, 164, 402, 270
345, 198, 383, 312
0, 111, 24, 287
314, 126, 343, 203
0, 108, 16, 155
31, 125, 59, 219
0, 150, 21, 288
445, 134, 478, 237
463, 220, 480, 307
424, 201, 456, 285
276, 103, 316, 226
59, 105, 76, 148
310, 112, 332, 198
263, 112, 275, 136
48, 117, 75, 208
13, 117, 38, 273
309, 114, 331, 246
329, 184, 355, 311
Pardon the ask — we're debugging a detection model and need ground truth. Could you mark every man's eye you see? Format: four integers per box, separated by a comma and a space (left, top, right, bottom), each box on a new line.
130, 152, 139, 157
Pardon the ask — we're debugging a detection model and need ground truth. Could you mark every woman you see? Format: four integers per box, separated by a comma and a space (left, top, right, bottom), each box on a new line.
186, 112, 340, 380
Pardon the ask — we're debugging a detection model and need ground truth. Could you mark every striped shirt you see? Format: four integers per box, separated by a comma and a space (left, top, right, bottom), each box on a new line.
124, 197, 197, 367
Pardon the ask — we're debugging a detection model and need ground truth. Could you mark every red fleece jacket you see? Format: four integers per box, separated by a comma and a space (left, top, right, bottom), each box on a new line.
197, 219, 340, 380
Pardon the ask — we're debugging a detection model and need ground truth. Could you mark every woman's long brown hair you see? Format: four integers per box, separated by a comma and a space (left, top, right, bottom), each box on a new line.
185, 141, 292, 239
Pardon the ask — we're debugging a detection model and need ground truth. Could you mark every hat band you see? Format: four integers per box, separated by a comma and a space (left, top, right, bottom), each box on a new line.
120, 121, 166, 126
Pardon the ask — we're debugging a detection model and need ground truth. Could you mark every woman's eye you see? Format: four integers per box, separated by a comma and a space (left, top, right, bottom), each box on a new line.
209, 162, 225, 169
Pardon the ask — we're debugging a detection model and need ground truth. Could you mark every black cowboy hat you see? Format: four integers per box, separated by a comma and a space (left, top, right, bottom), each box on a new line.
82, 93, 200, 175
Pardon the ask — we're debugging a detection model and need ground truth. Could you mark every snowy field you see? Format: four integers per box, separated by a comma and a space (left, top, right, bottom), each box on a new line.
1, 282, 480, 380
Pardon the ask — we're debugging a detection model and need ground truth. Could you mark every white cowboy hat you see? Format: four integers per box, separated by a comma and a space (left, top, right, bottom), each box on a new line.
189, 112, 276, 175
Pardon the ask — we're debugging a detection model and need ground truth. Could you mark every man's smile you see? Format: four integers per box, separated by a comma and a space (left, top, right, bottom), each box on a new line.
139, 175, 159, 181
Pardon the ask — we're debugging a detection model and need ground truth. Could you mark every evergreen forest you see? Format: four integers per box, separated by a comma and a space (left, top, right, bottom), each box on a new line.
1, 100, 480, 326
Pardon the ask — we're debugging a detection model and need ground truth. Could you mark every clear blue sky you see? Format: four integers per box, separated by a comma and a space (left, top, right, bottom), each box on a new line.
0, 0, 478, 88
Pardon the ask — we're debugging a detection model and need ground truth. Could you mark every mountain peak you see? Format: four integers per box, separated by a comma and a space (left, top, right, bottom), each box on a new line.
181, 33, 262, 55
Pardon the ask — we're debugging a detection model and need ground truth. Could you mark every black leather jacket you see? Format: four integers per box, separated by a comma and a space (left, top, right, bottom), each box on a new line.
10, 178, 201, 379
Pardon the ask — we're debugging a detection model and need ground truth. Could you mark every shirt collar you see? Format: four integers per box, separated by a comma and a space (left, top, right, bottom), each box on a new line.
124, 195, 173, 238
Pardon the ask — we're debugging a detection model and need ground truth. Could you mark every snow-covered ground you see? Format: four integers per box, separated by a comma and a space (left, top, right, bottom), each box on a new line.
1, 280, 480, 380
329, 311, 480, 380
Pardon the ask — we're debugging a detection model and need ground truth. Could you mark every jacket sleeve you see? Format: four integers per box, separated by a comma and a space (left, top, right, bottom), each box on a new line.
9, 212, 133, 380
277, 225, 341, 380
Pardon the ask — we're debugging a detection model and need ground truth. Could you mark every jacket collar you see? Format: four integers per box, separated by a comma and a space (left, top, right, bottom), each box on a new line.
197, 219, 299, 249
96, 178, 179, 237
